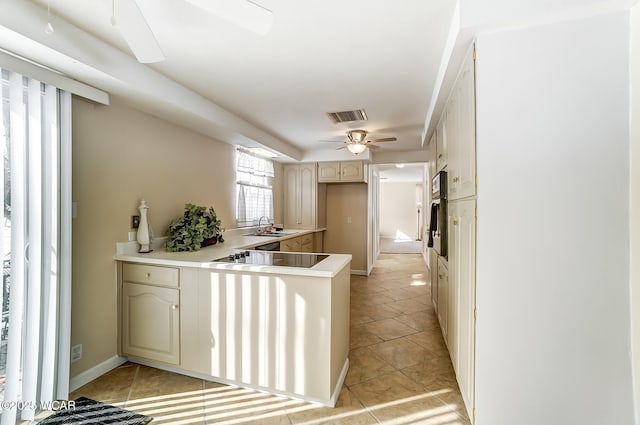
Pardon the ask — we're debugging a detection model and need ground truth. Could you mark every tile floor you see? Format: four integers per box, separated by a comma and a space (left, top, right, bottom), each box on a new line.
68, 254, 470, 424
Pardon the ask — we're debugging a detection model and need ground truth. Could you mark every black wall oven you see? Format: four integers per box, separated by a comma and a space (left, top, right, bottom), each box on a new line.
428, 170, 448, 259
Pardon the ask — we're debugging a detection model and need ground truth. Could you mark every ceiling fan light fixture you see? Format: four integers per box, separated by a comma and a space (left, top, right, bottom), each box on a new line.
348, 130, 367, 143
347, 143, 367, 155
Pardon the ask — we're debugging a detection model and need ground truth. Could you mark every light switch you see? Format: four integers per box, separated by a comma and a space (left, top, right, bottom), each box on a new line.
347, 216, 352, 224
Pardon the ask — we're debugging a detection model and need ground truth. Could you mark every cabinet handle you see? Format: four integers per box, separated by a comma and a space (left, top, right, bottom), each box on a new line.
438, 274, 445, 279
145, 272, 151, 278
438, 154, 443, 158
171, 304, 179, 310
453, 219, 459, 225
453, 177, 460, 182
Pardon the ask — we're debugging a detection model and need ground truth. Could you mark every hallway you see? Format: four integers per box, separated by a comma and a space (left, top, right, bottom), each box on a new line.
67, 254, 469, 424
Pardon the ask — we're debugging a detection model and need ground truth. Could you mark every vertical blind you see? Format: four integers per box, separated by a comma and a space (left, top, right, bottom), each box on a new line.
236, 148, 274, 227
0, 68, 72, 424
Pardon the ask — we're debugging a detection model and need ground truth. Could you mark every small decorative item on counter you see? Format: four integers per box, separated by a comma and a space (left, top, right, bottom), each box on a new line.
137, 199, 152, 253
166, 203, 225, 252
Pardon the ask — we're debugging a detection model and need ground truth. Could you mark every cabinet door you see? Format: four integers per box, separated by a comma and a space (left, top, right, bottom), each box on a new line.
449, 46, 476, 201
437, 258, 448, 343
300, 233, 314, 252
436, 115, 447, 172
283, 165, 300, 228
122, 282, 180, 364
452, 199, 476, 415
298, 163, 317, 229
447, 82, 461, 198
457, 49, 477, 199
318, 162, 341, 183
340, 161, 365, 182
281, 236, 301, 252
430, 249, 439, 312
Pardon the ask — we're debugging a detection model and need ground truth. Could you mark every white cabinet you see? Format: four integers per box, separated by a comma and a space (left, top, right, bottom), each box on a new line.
318, 161, 367, 183
437, 257, 448, 343
281, 233, 314, 252
449, 199, 477, 416
448, 48, 476, 201
281, 235, 301, 252
430, 249, 439, 312
121, 263, 180, 365
436, 116, 447, 172
317, 162, 341, 182
284, 163, 318, 229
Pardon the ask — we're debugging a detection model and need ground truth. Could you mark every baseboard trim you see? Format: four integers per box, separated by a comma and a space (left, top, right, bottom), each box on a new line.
329, 358, 349, 407
127, 356, 347, 407
351, 269, 368, 276
69, 355, 127, 392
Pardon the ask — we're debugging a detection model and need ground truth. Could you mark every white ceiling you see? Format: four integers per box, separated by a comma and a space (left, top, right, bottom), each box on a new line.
3, 0, 455, 161
0, 0, 625, 162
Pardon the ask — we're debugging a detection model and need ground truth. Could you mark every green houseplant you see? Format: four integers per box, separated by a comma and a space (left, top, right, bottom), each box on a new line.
166, 203, 224, 252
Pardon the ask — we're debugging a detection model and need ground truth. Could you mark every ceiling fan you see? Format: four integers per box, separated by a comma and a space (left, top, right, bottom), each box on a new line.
108, 0, 274, 63
324, 129, 397, 155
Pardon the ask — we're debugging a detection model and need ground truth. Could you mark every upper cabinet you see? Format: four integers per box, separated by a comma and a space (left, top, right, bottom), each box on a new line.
283, 163, 319, 229
447, 49, 477, 201
318, 161, 367, 183
436, 115, 447, 172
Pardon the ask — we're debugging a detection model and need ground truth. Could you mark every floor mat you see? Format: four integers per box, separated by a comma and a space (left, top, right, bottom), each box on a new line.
37, 396, 152, 425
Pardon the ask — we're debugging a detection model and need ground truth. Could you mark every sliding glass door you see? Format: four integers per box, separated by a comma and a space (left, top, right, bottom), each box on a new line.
0, 68, 72, 424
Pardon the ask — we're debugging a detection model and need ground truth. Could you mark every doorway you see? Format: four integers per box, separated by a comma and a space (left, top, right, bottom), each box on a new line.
375, 163, 427, 254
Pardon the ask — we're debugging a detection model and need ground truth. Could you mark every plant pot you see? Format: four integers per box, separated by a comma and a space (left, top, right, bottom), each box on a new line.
202, 238, 218, 247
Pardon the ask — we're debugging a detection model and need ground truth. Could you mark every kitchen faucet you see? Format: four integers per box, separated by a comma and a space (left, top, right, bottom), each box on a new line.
257, 216, 269, 234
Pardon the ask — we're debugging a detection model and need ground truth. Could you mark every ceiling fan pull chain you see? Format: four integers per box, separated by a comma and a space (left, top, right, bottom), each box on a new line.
110, 0, 117, 26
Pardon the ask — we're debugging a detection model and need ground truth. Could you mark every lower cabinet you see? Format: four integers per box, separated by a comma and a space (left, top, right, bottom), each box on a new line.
430, 249, 439, 313
122, 281, 180, 365
281, 236, 301, 252
300, 233, 313, 252
281, 233, 315, 252
437, 257, 448, 343
449, 199, 476, 418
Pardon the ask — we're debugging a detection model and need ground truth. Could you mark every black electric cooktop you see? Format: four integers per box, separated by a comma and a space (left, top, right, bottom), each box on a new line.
214, 250, 329, 268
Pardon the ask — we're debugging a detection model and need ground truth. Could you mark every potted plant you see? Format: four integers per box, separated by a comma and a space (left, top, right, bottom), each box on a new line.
166, 203, 225, 252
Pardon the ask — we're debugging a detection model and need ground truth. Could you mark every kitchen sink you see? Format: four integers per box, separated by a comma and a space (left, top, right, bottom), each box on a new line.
248, 232, 296, 237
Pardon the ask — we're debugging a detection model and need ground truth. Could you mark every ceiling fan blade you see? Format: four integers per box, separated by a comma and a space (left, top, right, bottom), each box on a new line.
184, 0, 274, 35
115, 0, 165, 63
369, 137, 397, 143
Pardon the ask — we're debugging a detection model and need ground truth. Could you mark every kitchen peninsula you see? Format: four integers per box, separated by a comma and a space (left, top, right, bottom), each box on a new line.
114, 229, 351, 407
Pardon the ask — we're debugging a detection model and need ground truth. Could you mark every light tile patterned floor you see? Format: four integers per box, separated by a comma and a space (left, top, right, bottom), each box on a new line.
69, 254, 470, 424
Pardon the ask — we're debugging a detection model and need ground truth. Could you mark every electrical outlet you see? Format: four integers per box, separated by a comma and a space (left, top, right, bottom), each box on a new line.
132, 215, 140, 229
71, 344, 82, 363
347, 216, 352, 224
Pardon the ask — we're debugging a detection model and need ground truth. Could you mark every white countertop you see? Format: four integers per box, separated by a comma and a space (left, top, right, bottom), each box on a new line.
114, 227, 350, 278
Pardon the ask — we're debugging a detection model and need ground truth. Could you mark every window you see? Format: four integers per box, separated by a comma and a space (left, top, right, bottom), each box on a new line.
236, 148, 274, 227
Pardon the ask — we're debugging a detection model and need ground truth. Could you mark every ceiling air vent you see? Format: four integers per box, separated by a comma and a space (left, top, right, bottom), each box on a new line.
326, 109, 368, 124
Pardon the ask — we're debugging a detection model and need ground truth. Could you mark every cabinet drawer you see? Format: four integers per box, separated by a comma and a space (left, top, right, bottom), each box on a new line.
123, 263, 179, 287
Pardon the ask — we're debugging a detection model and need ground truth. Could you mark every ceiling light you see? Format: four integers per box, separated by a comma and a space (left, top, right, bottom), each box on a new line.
396, 163, 405, 168
347, 143, 367, 155
248, 147, 278, 158
348, 130, 367, 143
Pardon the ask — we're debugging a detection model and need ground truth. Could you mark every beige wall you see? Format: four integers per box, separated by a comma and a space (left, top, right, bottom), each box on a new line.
379, 182, 420, 239
71, 97, 244, 377
324, 183, 367, 272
